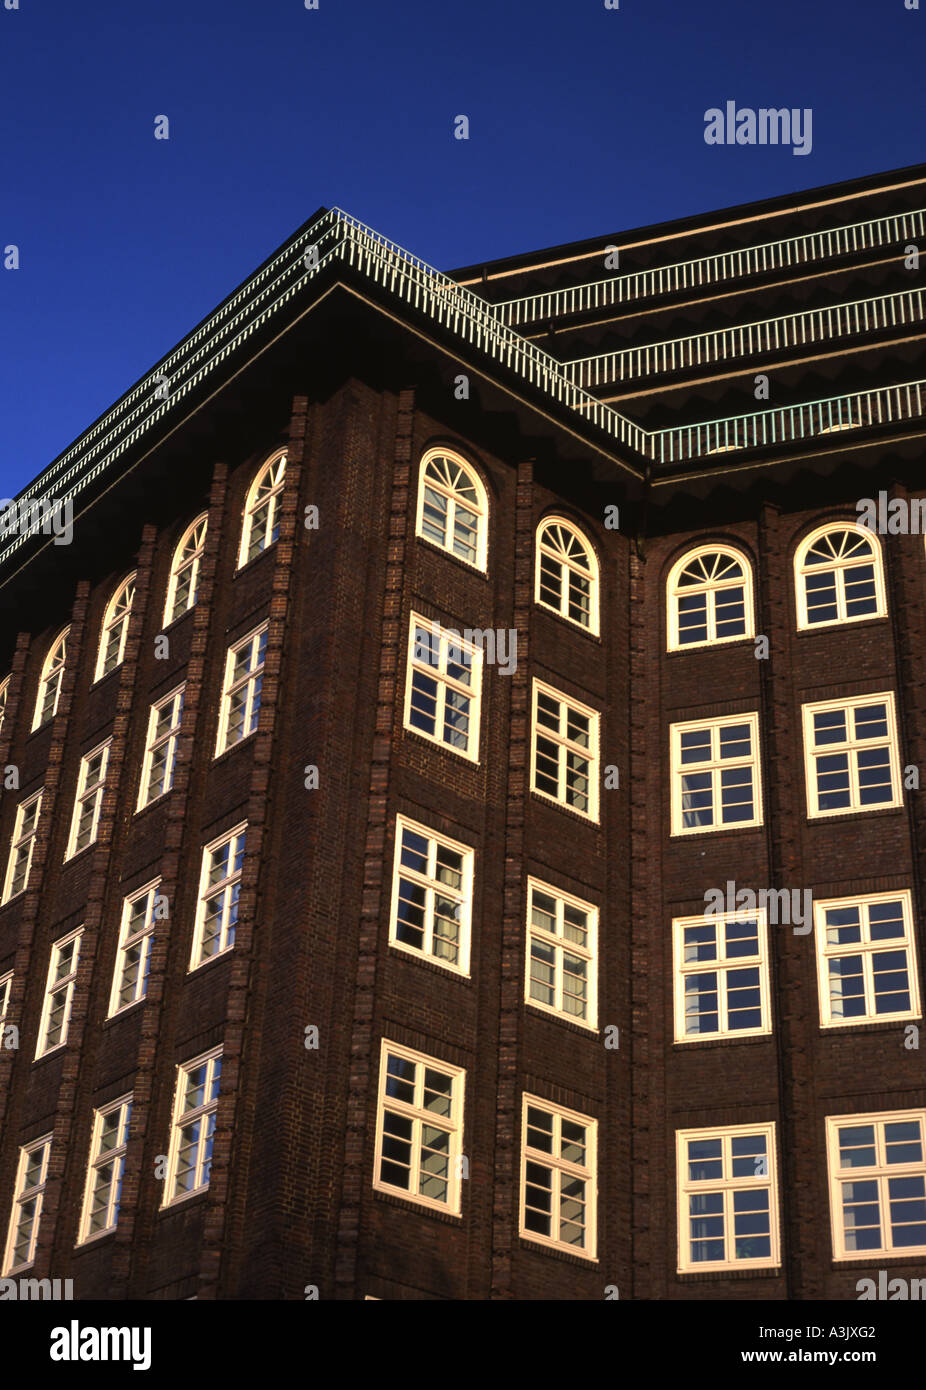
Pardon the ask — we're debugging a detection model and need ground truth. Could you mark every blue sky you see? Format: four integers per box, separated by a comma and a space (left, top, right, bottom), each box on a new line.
0, 0, 922, 499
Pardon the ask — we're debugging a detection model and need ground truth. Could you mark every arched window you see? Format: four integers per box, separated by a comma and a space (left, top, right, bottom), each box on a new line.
668, 545, 754, 650
238, 450, 286, 568
535, 517, 599, 633
94, 574, 136, 681
794, 523, 886, 629
0, 675, 9, 736
33, 628, 69, 730
164, 513, 208, 625
415, 449, 488, 571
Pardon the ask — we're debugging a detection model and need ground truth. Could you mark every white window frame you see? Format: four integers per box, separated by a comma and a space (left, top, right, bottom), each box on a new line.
814, 890, 920, 1028
667, 544, 755, 651
802, 692, 902, 819
76, 1094, 132, 1244
524, 878, 598, 1029
2, 788, 43, 903
794, 522, 886, 630
109, 879, 161, 1016
162, 1047, 223, 1207
64, 739, 111, 861
163, 513, 208, 626
189, 823, 246, 970
403, 615, 482, 762
32, 628, 68, 731
826, 1109, 926, 1260
137, 684, 185, 810
415, 447, 488, 572
35, 927, 83, 1058
519, 1094, 598, 1259
389, 816, 473, 975
93, 573, 136, 682
0, 969, 11, 1022
2, 1134, 52, 1275
534, 517, 599, 635
372, 1039, 465, 1215
237, 450, 286, 568
672, 908, 771, 1042
215, 623, 268, 757
676, 1122, 780, 1273
0, 674, 9, 736
530, 679, 600, 821
670, 712, 763, 836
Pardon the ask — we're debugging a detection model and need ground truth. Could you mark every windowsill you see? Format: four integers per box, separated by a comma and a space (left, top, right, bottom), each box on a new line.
415, 534, 489, 582
529, 788, 600, 827
402, 724, 481, 768
212, 731, 258, 766
525, 1001, 598, 1035
518, 1235, 599, 1266
387, 942, 473, 983
805, 802, 904, 825
187, 947, 235, 977
371, 1185, 463, 1224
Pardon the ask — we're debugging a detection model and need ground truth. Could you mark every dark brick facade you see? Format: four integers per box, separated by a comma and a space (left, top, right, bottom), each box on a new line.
1, 164, 924, 1299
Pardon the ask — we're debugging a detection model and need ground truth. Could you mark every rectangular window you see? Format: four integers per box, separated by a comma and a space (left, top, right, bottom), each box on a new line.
671, 714, 762, 835
673, 910, 771, 1042
109, 881, 161, 1015
404, 616, 482, 761
531, 680, 600, 820
0, 970, 11, 1022
676, 1123, 780, 1272
814, 891, 920, 1027
137, 685, 185, 809
215, 624, 268, 756
35, 928, 82, 1058
77, 1095, 132, 1243
373, 1040, 465, 1214
2, 1135, 51, 1275
163, 1048, 223, 1206
2, 789, 43, 903
826, 1110, 926, 1258
189, 825, 246, 970
389, 817, 473, 974
65, 740, 111, 860
525, 879, 598, 1028
802, 694, 902, 817
520, 1095, 598, 1258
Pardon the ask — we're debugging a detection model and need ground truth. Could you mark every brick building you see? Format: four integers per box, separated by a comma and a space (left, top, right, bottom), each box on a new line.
0, 162, 924, 1300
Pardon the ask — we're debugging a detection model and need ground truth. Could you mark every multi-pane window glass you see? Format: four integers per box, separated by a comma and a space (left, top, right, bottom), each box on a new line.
677, 1124, 779, 1271
827, 1111, 926, 1258
3, 790, 43, 903
404, 617, 481, 760
815, 892, 920, 1026
525, 880, 597, 1028
374, 1042, 465, 1214
36, 930, 82, 1057
669, 547, 752, 649
109, 882, 161, 1015
32, 629, 68, 730
216, 625, 268, 755
65, 741, 111, 860
531, 681, 599, 820
164, 1050, 222, 1205
520, 1097, 597, 1257
2, 1135, 51, 1274
0, 675, 9, 735
190, 826, 246, 969
535, 519, 598, 633
94, 575, 136, 681
673, 911, 770, 1041
0, 970, 11, 1021
78, 1096, 132, 1243
390, 817, 472, 973
802, 695, 901, 817
796, 525, 885, 628
164, 514, 207, 625
138, 685, 185, 809
239, 452, 286, 567
416, 452, 487, 570
671, 714, 761, 834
